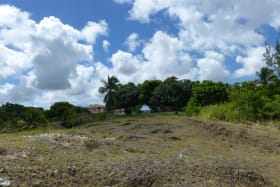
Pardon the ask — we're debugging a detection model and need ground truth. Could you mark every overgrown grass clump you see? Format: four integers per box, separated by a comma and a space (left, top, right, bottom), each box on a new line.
84, 139, 101, 150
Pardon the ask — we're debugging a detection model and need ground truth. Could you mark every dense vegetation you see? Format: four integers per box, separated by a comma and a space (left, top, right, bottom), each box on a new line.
0, 102, 93, 131
99, 41, 280, 122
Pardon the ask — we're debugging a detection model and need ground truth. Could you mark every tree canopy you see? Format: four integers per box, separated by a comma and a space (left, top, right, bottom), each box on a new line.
99, 76, 120, 112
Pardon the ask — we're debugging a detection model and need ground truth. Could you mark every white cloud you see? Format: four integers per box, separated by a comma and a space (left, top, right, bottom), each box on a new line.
0, 43, 31, 78
234, 47, 266, 78
29, 16, 94, 90
142, 31, 193, 80
0, 83, 14, 95
102, 40, 110, 52
124, 32, 141, 52
0, 5, 109, 107
128, 0, 171, 23
124, 0, 280, 29
108, 31, 195, 84
111, 50, 140, 75
68, 65, 95, 95
197, 51, 230, 81
114, 0, 276, 80
115, 0, 278, 55
81, 20, 108, 43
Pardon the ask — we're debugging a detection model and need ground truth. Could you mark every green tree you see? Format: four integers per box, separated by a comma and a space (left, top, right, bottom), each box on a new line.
46, 102, 90, 128
46, 102, 76, 121
150, 77, 192, 112
98, 76, 120, 112
229, 81, 261, 121
24, 107, 46, 124
117, 82, 139, 114
138, 79, 161, 111
256, 67, 275, 85
263, 41, 280, 76
0, 103, 47, 129
192, 80, 229, 106
261, 95, 280, 120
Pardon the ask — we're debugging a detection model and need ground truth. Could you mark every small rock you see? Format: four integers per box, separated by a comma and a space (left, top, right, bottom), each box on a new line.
105, 137, 116, 141
0, 177, 11, 186
67, 166, 77, 176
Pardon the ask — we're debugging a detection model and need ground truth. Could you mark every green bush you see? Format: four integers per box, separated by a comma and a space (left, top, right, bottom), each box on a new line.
185, 98, 201, 116
61, 113, 92, 128
261, 95, 280, 120
198, 102, 258, 122
94, 113, 107, 121
199, 103, 235, 121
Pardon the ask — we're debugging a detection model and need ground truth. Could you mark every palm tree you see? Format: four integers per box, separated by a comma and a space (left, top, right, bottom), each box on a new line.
256, 67, 275, 85
99, 75, 120, 112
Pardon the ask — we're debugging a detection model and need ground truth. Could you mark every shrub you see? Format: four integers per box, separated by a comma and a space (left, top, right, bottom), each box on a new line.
94, 113, 107, 121
200, 103, 233, 121
185, 98, 201, 116
60, 113, 91, 128
261, 95, 280, 120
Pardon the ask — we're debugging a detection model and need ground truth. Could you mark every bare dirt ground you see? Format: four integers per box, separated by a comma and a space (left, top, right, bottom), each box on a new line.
0, 115, 279, 186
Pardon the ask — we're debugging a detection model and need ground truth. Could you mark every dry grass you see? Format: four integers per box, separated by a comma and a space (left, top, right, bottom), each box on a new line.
0, 115, 279, 186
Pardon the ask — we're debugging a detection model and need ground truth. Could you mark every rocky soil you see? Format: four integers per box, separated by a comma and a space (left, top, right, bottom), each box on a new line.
0, 115, 279, 186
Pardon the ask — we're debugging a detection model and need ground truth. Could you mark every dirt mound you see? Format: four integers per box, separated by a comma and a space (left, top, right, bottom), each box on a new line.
201, 123, 233, 139
212, 160, 266, 187
107, 158, 193, 186
193, 120, 280, 153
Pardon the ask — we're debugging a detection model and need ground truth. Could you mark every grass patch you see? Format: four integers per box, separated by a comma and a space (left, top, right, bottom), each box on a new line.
84, 139, 101, 150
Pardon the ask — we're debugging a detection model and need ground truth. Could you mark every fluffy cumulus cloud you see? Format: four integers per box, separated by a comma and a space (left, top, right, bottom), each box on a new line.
124, 32, 141, 52
109, 31, 195, 83
114, 0, 280, 78
142, 31, 193, 80
234, 47, 266, 78
102, 40, 110, 52
111, 50, 140, 75
82, 20, 108, 43
197, 51, 230, 81
0, 5, 108, 107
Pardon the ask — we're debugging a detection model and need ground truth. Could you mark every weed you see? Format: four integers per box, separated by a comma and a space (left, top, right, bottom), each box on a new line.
0, 146, 7, 155
84, 139, 101, 150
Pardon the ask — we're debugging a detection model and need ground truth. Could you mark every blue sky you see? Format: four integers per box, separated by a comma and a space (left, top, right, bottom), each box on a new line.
0, 0, 279, 108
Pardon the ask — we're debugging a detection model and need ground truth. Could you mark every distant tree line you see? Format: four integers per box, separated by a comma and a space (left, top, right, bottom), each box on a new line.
0, 102, 92, 131
186, 41, 280, 121
99, 41, 280, 121
99, 76, 194, 114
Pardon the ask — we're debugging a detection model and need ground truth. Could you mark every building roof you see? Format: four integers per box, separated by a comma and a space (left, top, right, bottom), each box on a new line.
88, 104, 105, 108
